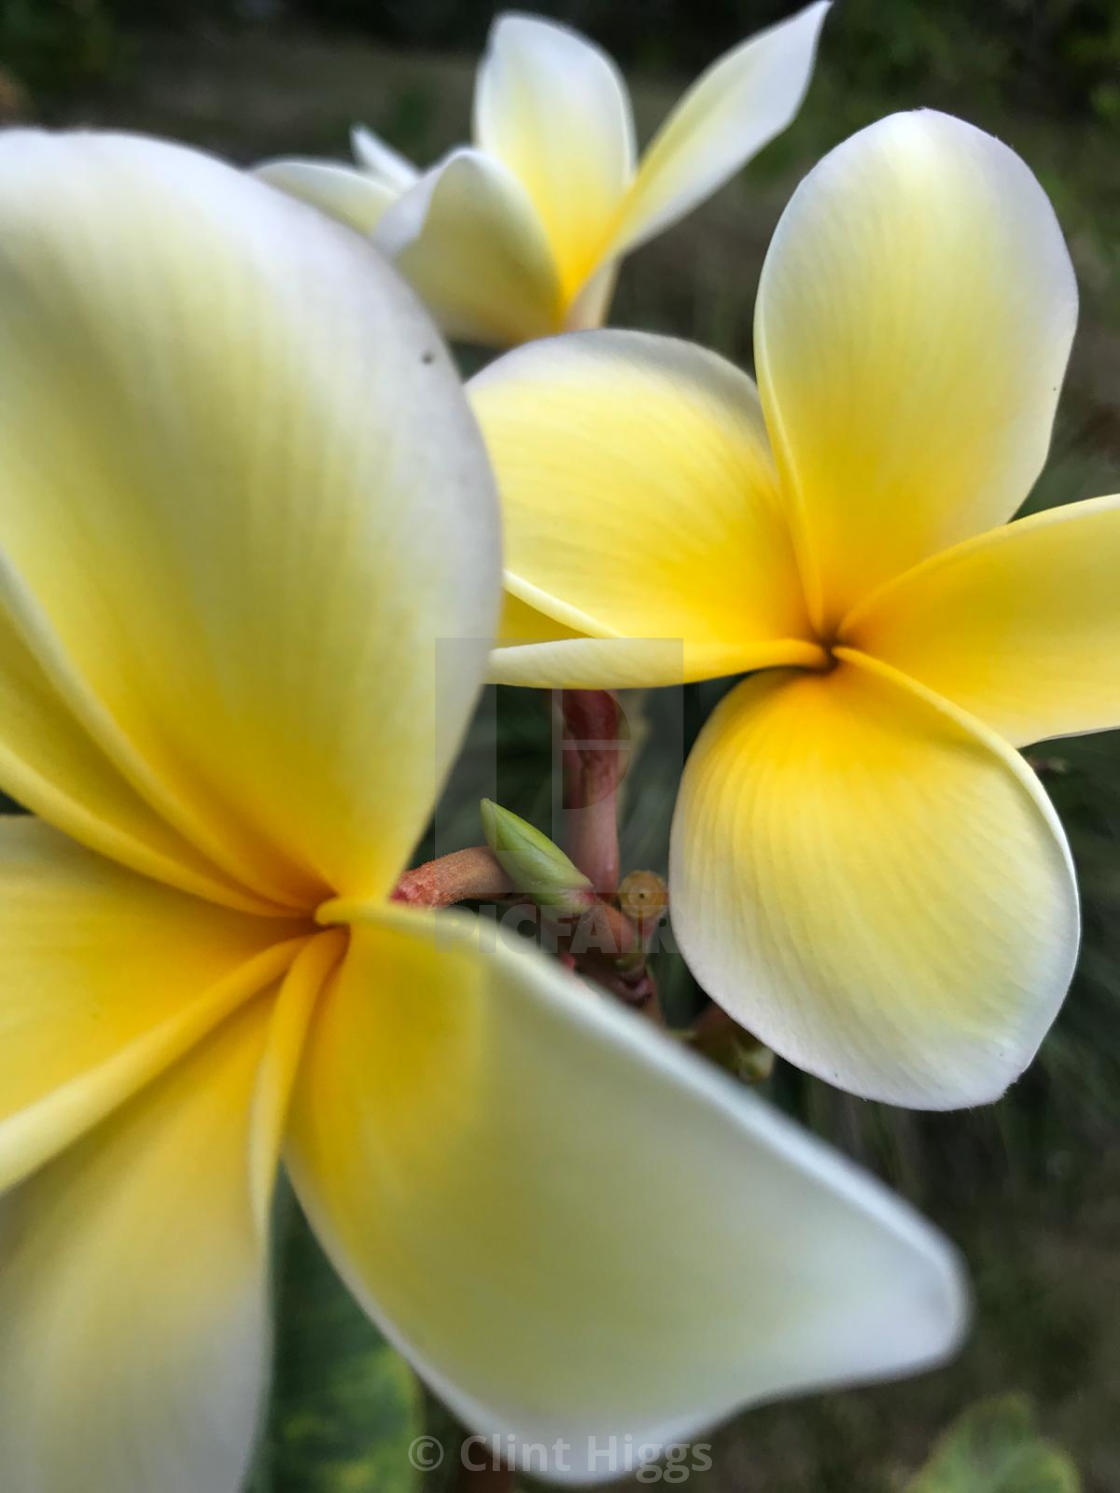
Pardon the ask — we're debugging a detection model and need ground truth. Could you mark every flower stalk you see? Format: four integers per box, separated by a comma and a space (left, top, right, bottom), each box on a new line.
560, 689, 628, 892
391, 845, 513, 907
392, 790, 664, 1014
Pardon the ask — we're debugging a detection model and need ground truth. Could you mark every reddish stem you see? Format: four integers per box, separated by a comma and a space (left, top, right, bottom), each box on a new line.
391, 858, 639, 960
557, 893, 641, 959
391, 846, 512, 908
391, 843, 662, 1019
560, 690, 628, 892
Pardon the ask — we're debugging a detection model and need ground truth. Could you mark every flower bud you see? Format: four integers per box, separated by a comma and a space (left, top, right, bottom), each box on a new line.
480, 799, 594, 917
618, 870, 669, 933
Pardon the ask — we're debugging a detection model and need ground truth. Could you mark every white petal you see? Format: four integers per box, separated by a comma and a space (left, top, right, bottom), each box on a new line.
374, 147, 563, 344
350, 123, 420, 189
289, 907, 967, 1478
612, 2, 830, 255
474, 12, 634, 306
254, 157, 397, 235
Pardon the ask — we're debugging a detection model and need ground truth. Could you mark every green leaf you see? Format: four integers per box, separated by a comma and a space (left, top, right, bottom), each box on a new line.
251, 1189, 423, 1493
906, 1394, 1081, 1493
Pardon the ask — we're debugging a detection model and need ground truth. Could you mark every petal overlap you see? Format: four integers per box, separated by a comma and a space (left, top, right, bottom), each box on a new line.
0, 993, 288, 1493
0, 113, 982, 1491
254, 157, 397, 235
374, 148, 564, 345
0, 574, 276, 911
474, 13, 634, 304
472, 330, 823, 686
846, 493, 1120, 747
0, 129, 499, 907
257, 9, 826, 344
0, 816, 309, 1192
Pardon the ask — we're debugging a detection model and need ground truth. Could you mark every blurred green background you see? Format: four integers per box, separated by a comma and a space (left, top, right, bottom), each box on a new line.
3, 1, 1118, 1490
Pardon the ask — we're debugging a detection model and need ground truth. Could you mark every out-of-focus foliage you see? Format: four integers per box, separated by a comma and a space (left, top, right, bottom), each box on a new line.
250, 1192, 422, 1493
905, 1395, 1081, 1493
7, 1, 1120, 125
250, 0, 1120, 124
0, 0, 118, 104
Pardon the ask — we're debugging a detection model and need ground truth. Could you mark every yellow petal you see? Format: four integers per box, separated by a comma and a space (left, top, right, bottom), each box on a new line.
473, 13, 634, 308
288, 907, 966, 1472
492, 589, 807, 689
471, 330, 824, 688
846, 494, 1120, 747
0, 815, 309, 1192
670, 651, 1078, 1108
755, 111, 1077, 632
0, 987, 299, 1493
561, 259, 618, 332
374, 147, 564, 345
492, 592, 684, 688
497, 588, 585, 647
248, 928, 346, 1230
0, 565, 277, 912
0, 130, 499, 905
612, 2, 829, 256
254, 158, 397, 235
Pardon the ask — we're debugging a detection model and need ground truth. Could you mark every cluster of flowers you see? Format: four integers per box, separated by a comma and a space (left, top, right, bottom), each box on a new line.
0, 4, 1115, 1488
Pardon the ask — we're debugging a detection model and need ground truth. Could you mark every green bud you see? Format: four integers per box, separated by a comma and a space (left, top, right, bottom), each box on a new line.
479, 799, 593, 916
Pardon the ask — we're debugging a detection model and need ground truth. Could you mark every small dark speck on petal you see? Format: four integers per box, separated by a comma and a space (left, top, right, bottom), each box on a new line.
422, 350, 435, 365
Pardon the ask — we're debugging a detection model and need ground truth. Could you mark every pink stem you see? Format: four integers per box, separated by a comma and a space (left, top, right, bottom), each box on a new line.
391, 837, 661, 1019
391, 846, 512, 908
560, 689, 627, 892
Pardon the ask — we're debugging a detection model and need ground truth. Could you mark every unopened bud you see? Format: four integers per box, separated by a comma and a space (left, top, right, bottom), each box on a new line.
618, 870, 669, 934
479, 799, 593, 917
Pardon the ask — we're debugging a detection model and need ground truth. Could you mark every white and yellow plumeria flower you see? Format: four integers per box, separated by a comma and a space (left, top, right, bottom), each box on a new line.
0, 130, 965, 1490
469, 109, 1109, 1112
255, 4, 829, 346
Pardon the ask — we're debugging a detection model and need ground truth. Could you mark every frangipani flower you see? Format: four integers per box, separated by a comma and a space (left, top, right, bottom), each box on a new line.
255, 4, 829, 347
469, 110, 1108, 1111
0, 130, 965, 1490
